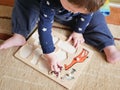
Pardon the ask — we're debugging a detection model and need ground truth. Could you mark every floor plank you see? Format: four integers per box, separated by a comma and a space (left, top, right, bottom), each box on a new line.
106, 6, 120, 25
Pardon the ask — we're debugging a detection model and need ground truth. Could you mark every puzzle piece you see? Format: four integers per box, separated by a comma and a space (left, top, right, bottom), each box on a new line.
15, 29, 93, 89
64, 49, 89, 70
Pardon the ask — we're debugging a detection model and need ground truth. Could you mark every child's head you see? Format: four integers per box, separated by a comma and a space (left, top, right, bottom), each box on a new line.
60, 0, 106, 13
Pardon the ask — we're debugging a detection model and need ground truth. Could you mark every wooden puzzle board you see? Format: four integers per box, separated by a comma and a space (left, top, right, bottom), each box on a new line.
15, 28, 93, 89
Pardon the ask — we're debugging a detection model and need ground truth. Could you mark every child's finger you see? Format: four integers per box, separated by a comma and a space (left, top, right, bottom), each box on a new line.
67, 36, 72, 42
73, 38, 78, 47
57, 63, 63, 71
50, 65, 54, 71
53, 64, 60, 72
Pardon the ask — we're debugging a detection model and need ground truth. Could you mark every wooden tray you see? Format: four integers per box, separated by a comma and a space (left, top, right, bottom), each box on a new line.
15, 28, 93, 89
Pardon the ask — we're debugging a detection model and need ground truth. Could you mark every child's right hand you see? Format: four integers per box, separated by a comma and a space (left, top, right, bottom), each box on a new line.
44, 52, 62, 73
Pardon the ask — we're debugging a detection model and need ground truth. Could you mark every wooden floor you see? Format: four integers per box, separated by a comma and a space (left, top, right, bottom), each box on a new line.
0, 0, 14, 6
106, 6, 120, 25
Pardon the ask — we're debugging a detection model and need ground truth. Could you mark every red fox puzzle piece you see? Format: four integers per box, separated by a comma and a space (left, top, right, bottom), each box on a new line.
64, 49, 89, 70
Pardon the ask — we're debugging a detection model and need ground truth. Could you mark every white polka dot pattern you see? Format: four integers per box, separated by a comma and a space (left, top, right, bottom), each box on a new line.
46, 1, 50, 5
44, 14, 48, 17
78, 28, 82, 31
80, 18, 85, 21
42, 28, 47, 31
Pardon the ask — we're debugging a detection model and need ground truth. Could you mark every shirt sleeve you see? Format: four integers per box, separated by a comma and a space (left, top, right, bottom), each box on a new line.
74, 13, 93, 33
38, 0, 55, 54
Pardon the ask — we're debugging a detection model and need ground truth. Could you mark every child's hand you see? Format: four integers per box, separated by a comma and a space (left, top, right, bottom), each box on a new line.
67, 32, 85, 48
44, 52, 62, 73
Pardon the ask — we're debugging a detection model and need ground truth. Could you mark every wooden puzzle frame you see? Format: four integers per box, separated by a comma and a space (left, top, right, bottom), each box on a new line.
15, 28, 93, 89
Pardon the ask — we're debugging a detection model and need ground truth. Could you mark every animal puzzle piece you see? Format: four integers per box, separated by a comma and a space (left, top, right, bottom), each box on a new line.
64, 49, 89, 70
61, 68, 76, 80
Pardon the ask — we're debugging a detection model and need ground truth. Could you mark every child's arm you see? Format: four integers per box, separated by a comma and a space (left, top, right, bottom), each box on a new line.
39, 1, 62, 73
67, 13, 93, 48
74, 13, 93, 34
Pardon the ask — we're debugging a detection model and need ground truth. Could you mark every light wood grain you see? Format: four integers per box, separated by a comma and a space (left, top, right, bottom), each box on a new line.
0, 0, 14, 6
106, 6, 120, 25
14, 28, 93, 89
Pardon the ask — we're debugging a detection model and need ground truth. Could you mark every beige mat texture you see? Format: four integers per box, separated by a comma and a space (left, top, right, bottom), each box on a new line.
0, 5, 120, 90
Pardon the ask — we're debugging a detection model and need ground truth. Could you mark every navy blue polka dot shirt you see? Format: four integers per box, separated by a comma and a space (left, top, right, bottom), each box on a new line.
38, 0, 93, 54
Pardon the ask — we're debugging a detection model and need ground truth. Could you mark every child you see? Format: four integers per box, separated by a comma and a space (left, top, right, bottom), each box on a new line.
0, 0, 120, 73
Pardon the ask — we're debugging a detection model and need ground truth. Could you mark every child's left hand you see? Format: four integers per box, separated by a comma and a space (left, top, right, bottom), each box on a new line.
67, 31, 85, 48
